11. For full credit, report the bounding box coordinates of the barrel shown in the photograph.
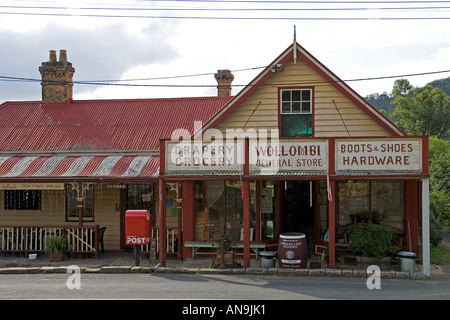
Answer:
[278,232,308,268]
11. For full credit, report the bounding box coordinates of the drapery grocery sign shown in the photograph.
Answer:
[165,141,244,173]
[336,138,422,172]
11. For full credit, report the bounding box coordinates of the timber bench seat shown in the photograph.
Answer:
[184,241,266,259]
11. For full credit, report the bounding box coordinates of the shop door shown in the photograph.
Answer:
[122,183,155,251]
[282,181,314,254]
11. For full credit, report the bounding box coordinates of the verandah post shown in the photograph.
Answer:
[422,178,430,277]
[328,181,336,268]
[243,138,251,268]
[327,138,336,268]
[77,182,84,259]
[159,139,167,266]
[159,178,166,267]
[243,179,250,268]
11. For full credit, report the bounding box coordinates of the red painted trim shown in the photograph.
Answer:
[404,181,419,254]
[158,178,166,266]
[159,139,166,176]
[244,139,249,175]
[255,180,261,242]
[328,180,336,268]
[243,179,251,268]
[328,138,335,175]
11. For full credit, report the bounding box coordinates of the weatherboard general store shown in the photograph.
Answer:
[0,42,430,275]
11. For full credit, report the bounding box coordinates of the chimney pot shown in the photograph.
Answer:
[59,50,67,62]
[49,50,57,62]
[214,70,234,96]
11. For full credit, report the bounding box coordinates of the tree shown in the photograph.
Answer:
[429,137,450,193]
[392,79,414,98]
[428,137,450,228]
[392,83,450,138]
[428,76,450,96]
[365,92,394,113]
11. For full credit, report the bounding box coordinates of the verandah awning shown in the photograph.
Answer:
[0,155,159,179]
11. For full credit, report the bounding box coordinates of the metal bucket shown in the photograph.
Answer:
[397,251,416,272]
[259,251,277,268]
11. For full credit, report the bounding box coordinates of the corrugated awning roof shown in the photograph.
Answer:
[0,155,159,179]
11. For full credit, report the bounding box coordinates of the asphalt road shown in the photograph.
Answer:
[1,272,449,300]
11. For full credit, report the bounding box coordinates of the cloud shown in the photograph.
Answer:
[0,20,180,102]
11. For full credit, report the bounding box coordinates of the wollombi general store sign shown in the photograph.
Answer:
[164,137,424,175]
[249,140,327,174]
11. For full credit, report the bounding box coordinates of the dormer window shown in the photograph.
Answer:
[280,88,313,137]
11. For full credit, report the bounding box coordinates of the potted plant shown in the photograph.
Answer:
[347,222,399,270]
[215,232,236,267]
[45,235,68,262]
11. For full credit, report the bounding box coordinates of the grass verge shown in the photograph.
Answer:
[431,247,450,265]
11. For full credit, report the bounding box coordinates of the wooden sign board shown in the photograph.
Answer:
[336,138,422,173]
[0,182,65,190]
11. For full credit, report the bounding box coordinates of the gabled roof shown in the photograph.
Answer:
[199,42,405,137]
[0,96,233,152]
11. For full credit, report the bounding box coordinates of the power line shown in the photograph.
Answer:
[86,66,266,83]
[138,0,450,3]
[2,68,450,87]
[1,2,450,20]
[1,11,450,20]
[2,4,450,11]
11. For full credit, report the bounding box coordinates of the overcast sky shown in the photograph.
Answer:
[1,0,450,104]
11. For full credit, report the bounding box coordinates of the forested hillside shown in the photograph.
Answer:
[365,76,450,112]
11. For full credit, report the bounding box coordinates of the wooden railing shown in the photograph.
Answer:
[140,227,179,255]
[0,225,179,259]
[0,225,100,258]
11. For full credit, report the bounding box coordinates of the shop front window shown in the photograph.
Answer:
[338,180,404,230]
[4,190,41,210]
[261,181,277,240]
[194,180,255,241]
[67,183,94,221]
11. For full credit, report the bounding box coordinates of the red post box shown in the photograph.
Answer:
[125,210,151,245]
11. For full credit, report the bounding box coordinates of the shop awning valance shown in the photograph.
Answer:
[0,155,159,179]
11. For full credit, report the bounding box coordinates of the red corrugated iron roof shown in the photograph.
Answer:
[0,155,159,179]
[0,96,233,152]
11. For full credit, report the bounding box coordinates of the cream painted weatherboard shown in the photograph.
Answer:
[216,59,391,138]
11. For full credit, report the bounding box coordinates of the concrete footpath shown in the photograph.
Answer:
[0,250,444,280]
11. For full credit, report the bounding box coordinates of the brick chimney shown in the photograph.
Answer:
[214,70,234,96]
[39,49,75,103]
